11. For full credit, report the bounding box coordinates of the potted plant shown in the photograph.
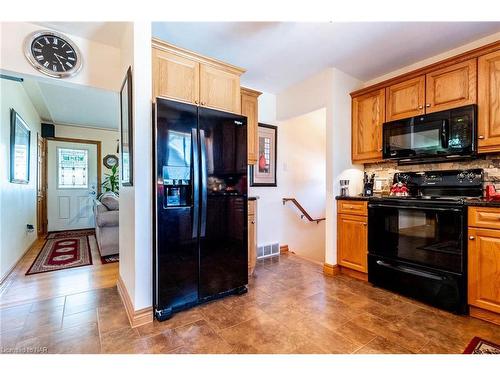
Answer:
[101,165,119,195]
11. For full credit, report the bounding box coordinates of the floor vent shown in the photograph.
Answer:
[257,242,280,259]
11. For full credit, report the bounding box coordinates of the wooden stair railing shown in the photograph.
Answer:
[282,198,326,224]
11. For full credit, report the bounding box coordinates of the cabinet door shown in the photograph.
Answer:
[352,89,385,163]
[199,64,241,114]
[468,228,500,313]
[152,48,199,104]
[337,214,368,273]
[425,59,477,113]
[386,76,425,121]
[478,50,500,154]
[241,89,260,165]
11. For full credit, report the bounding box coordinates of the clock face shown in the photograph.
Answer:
[25,31,82,78]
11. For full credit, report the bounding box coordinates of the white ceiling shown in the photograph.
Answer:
[22,78,119,130]
[32,22,129,48]
[152,22,500,93]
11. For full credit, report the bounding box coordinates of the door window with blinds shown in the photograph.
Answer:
[57,148,88,189]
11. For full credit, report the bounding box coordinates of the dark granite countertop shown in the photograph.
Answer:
[248,196,259,201]
[464,198,500,208]
[335,195,371,201]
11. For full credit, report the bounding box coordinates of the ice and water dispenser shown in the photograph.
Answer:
[163,165,191,208]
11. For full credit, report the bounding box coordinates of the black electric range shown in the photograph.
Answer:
[367,169,484,314]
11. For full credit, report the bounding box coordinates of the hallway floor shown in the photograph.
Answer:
[1,253,499,354]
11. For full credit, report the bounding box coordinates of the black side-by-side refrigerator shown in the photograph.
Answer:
[153,98,248,321]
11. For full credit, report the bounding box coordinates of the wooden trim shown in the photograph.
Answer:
[469,305,500,326]
[152,38,246,76]
[46,137,102,195]
[279,245,289,254]
[117,275,153,328]
[350,40,500,98]
[323,263,340,277]
[0,238,38,286]
[339,266,368,281]
[241,86,262,97]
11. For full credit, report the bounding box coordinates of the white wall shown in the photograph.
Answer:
[53,124,119,184]
[0,79,41,280]
[276,67,363,266]
[280,109,326,262]
[0,22,123,92]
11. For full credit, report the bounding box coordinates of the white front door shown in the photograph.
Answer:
[47,140,98,232]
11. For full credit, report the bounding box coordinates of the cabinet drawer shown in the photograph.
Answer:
[469,207,500,230]
[337,200,367,216]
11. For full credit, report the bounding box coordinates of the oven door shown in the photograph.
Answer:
[383,118,449,159]
[368,202,465,274]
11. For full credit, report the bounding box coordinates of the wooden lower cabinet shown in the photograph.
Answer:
[337,201,368,275]
[248,200,257,276]
[468,206,500,325]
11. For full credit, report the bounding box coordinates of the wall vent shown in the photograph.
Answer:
[257,242,280,259]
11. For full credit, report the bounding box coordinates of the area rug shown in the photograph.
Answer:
[101,254,119,264]
[463,337,500,354]
[26,230,94,275]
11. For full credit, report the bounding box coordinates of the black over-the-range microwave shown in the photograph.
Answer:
[382,105,477,164]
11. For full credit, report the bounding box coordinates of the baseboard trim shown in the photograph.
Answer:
[339,266,368,281]
[470,305,500,326]
[323,263,340,277]
[0,237,38,287]
[280,245,289,254]
[117,275,153,328]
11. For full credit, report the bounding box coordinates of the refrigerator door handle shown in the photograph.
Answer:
[191,128,200,239]
[200,129,208,237]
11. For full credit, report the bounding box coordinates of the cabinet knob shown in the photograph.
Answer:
[201,102,206,106]
[378,148,383,152]
[251,221,255,224]
[363,223,367,226]
[478,135,485,140]
[425,104,431,108]
[194,100,198,105]
[418,105,423,110]
[469,236,475,240]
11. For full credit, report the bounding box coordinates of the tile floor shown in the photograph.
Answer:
[1,253,499,354]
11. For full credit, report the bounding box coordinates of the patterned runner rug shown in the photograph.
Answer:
[26,229,95,275]
[463,336,500,354]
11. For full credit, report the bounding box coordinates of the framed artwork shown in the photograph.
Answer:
[10,109,31,184]
[250,123,277,187]
[120,66,133,186]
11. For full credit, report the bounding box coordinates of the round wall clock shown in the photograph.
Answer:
[103,154,119,169]
[24,30,83,78]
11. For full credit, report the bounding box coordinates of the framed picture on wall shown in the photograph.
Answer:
[10,108,31,184]
[250,123,277,187]
[120,66,133,186]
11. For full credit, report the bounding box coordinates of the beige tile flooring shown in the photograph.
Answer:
[1,253,499,354]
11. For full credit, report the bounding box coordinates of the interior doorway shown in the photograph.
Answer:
[36,134,48,236]
[46,137,101,232]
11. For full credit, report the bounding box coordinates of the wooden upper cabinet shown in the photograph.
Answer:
[425,59,477,113]
[386,76,425,121]
[199,64,241,114]
[152,40,245,113]
[352,89,385,163]
[152,48,199,104]
[241,87,261,165]
[468,227,500,314]
[478,50,500,153]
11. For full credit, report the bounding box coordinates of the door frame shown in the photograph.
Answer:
[37,134,48,237]
[44,137,102,232]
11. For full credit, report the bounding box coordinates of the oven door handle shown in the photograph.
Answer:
[369,204,462,212]
[376,260,445,281]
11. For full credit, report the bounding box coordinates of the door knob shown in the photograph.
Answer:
[469,236,475,240]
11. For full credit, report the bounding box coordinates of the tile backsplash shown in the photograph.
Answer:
[364,154,500,192]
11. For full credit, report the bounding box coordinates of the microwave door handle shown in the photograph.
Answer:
[441,120,449,149]
[369,204,462,212]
